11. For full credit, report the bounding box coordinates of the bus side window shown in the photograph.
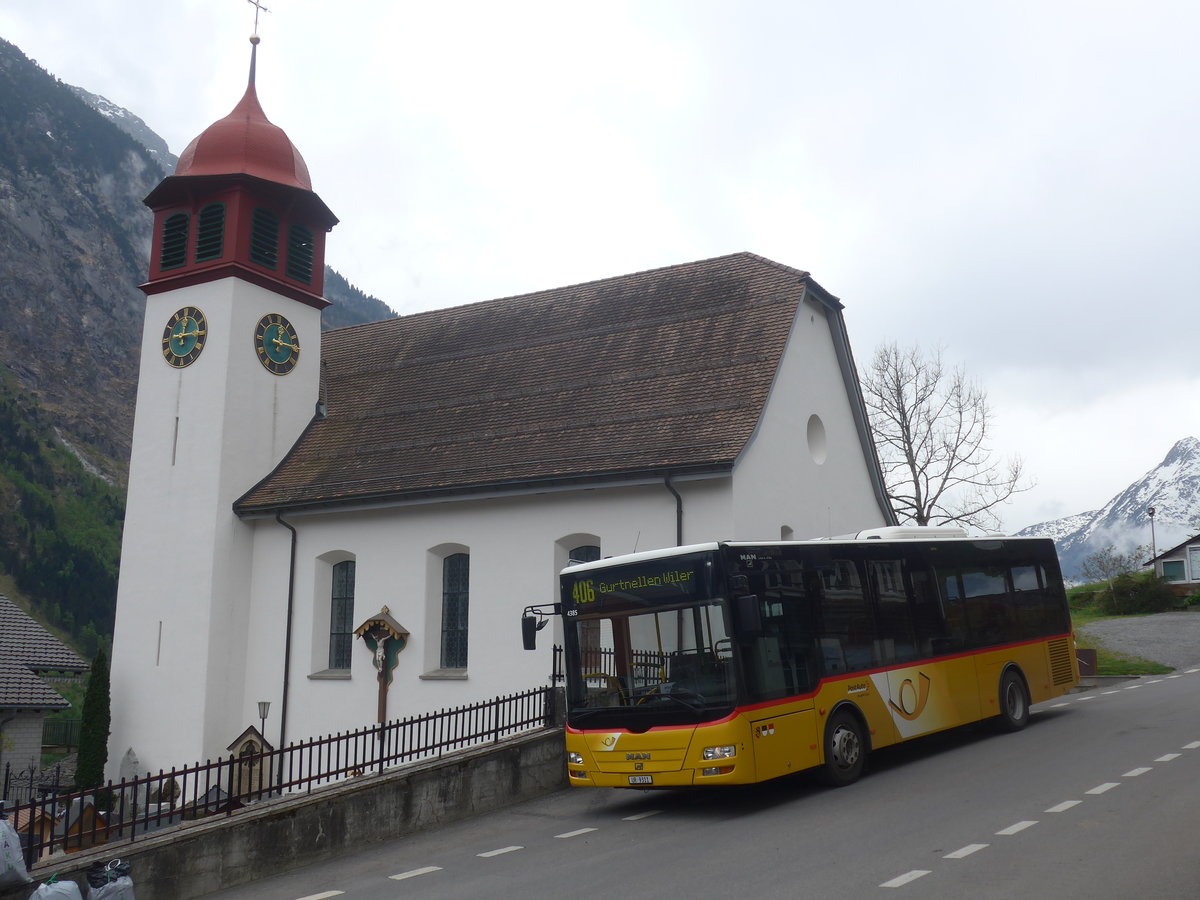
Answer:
[736,559,817,702]
[961,567,1017,645]
[917,566,968,654]
[819,560,876,673]
[869,559,915,664]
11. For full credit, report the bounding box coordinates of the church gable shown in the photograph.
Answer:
[237,252,840,513]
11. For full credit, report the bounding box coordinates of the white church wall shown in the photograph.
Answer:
[228,478,735,752]
[731,298,889,541]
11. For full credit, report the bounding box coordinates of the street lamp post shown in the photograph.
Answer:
[258,700,271,743]
[1148,506,1157,560]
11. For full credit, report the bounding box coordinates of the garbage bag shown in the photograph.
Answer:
[0,815,31,887]
[32,877,84,899]
[85,859,133,899]
[86,876,134,900]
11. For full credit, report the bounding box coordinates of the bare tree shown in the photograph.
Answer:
[1078,544,1149,592]
[861,342,1028,530]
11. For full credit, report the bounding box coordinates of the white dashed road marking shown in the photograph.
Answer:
[1124,767,1152,777]
[1185,741,1200,750]
[623,810,662,821]
[477,846,523,858]
[556,827,598,839]
[944,843,989,859]
[1086,783,1120,795]
[296,893,343,900]
[1046,800,1081,813]
[1156,753,1181,762]
[996,821,1038,835]
[389,867,442,881]
[880,870,931,888]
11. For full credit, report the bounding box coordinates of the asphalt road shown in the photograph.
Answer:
[204,664,1200,900]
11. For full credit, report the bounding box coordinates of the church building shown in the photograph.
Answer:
[106,41,895,777]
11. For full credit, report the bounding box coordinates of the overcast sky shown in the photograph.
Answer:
[2,0,1197,533]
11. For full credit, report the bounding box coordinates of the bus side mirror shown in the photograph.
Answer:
[522,615,542,650]
[734,594,762,636]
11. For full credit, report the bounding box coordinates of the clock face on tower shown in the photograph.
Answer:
[162,307,208,368]
[254,313,300,375]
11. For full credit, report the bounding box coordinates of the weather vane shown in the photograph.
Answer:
[247,0,270,35]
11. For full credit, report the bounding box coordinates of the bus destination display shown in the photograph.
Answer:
[565,553,713,614]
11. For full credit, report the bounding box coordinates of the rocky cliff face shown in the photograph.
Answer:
[1018,436,1200,579]
[0,37,395,484]
[0,37,161,482]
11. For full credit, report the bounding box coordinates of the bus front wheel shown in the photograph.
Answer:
[996,669,1030,732]
[820,709,866,787]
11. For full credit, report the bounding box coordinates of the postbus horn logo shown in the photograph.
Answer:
[888,672,932,721]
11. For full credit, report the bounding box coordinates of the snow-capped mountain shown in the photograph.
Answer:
[1018,436,1200,580]
[68,84,178,170]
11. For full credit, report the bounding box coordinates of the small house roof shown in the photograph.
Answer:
[0,657,71,710]
[0,595,86,710]
[1146,533,1200,565]
[0,595,87,673]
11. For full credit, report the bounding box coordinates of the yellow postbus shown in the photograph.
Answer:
[526,527,1078,788]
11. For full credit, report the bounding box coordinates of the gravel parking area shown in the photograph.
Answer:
[1076,611,1200,670]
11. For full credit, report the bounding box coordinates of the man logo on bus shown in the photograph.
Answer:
[888,672,932,721]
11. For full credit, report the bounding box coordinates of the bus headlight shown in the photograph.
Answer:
[568,752,584,765]
[702,745,736,761]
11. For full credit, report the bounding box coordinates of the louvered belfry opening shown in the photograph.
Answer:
[286,223,314,284]
[249,206,280,269]
[160,212,189,270]
[195,202,226,262]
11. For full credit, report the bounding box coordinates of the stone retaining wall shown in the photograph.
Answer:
[1,728,566,900]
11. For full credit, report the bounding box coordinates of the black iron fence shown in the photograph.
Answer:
[2,685,556,867]
[42,718,81,751]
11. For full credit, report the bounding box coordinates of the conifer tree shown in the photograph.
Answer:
[75,649,111,791]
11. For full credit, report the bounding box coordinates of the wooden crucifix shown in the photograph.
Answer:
[354,607,410,725]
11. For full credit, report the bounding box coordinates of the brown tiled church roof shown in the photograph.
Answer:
[236,252,844,514]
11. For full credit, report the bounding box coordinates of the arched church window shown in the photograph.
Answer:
[286,224,314,284]
[569,544,601,671]
[195,203,226,262]
[440,553,470,669]
[569,544,601,566]
[249,207,280,269]
[329,560,355,670]
[160,212,189,270]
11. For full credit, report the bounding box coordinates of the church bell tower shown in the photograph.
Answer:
[108,35,338,775]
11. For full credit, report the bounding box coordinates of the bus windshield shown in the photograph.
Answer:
[562,551,737,728]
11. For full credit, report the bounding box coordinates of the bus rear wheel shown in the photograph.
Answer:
[821,709,866,787]
[996,669,1030,732]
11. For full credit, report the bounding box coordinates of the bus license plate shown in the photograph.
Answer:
[628,775,653,785]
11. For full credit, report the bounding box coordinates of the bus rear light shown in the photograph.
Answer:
[703,745,736,760]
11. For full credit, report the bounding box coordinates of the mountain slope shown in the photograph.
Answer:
[0,36,396,650]
[1018,436,1200,579]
